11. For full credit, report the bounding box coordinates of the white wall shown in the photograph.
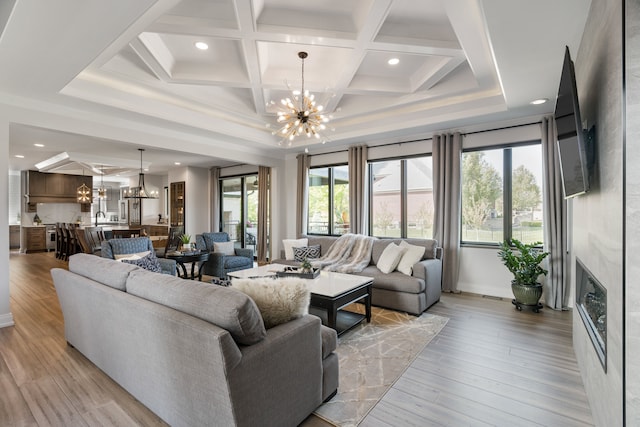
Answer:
[168,166,210,237]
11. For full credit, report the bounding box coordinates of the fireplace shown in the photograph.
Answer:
[575,258,607,371]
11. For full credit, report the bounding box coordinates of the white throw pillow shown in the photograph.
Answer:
[376,243,407,274]
[396,241,426,275]
[282,238,308,260]
[114,251,150,261]
[232,277,310,328]
[213,241,236,255]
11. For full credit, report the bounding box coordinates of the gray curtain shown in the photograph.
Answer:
[210,167,220,232]
[541,116,568,310]
[432,132,462,293]
[257,166,271,264]
[348,145,368,234]
[296,154,310,237]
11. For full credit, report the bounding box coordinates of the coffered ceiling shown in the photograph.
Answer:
[1,0,590,175]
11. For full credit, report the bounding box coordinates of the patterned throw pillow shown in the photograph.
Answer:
[122,252,163,273]
[293,245,321,262]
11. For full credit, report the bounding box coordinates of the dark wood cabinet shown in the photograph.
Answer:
[26,171,93,211]
[170,181,185,228]
[25,227,46,253]
[9,225,20,249]
[28,171,47,196]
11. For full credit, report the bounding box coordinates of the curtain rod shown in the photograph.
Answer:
[308,119,543,156]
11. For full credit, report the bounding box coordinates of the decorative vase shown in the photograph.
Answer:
[511,282,543,306]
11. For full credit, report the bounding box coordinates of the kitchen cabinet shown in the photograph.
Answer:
[170,181,185,228]
[9,225,20,249]
[26,171,93,212]
[25,226,46,253]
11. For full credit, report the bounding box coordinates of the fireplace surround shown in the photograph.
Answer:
[575,258,607,371]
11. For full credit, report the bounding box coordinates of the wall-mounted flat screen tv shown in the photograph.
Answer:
[554,46,590,199]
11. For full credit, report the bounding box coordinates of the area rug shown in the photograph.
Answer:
[313,306,449,427]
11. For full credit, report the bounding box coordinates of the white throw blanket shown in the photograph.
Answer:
[312,234,376,273]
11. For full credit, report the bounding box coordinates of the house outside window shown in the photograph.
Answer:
[307,165,349,235]
[369,156,434,238]
[461,143,544,245]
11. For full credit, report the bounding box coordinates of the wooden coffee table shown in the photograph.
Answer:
[166,251,209,280]
[228,264,372,336]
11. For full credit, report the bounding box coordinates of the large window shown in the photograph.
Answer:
[369,156,434,238]
[307,165,349,235]
[461,143,543,245]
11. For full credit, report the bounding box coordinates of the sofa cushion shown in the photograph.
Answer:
[283,238,308,260]
[122,252,163,273]
[202,232,230,251]
[224,255,253,269]
[396,241,426,275]
[293,245,321,262]
[371,238,438,265]
[68,253,138,291]
[358,266,425,294]
[214,241,235,255]
[232,277,310,328]
[376,242,406,274]
[306,236,341,256]
[114,250,150,260]
[126,269,266,345]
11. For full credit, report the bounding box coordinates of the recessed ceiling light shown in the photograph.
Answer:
[15,155,24,158]
[530,98,548,105]
[144,168,149,172]
[174,162,181,165]
[388,58,400,65]
[195,41,208,50]
[34,143,45,147]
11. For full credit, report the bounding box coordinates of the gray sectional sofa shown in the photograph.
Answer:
[52,253,338,427]
[274,235,443,315]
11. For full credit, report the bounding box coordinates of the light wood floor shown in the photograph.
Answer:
[1,251,593,426]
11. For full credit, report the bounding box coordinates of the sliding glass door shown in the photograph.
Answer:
[220,175,259,253]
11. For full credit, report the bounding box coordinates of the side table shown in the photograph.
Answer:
[166,252,210,280]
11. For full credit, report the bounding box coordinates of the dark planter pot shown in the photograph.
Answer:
[511,281,543,306]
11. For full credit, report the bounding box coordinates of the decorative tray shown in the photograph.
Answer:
[276,266,320,279]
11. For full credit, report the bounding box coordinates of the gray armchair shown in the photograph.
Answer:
[196,232,253,278]
[101,237,177,276]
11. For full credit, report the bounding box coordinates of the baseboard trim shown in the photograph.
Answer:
[0,313,15,328]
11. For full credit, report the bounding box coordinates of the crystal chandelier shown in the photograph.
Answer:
[271,52,330,147]
[124,149,158,199]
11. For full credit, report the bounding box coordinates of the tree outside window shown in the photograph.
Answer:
[461,144,543,245]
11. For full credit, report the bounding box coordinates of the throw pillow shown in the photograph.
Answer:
[293,245,321,262]
[376,242,407,274]
[396,241,426,275]
[213,241,235,256]
[283,238,308,260]
[122,252,163,273]
[232,277,310,328]
[114,251,151,261]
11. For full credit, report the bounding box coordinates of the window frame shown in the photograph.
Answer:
[367,154,433,239]
[460,140,543,248]
[306,163,349,236]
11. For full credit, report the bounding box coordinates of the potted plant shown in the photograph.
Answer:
[179,234,192,251]
[498,239,549,312]
[300,258,313,274]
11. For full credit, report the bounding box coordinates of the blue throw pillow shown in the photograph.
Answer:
[122,252,163,273]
